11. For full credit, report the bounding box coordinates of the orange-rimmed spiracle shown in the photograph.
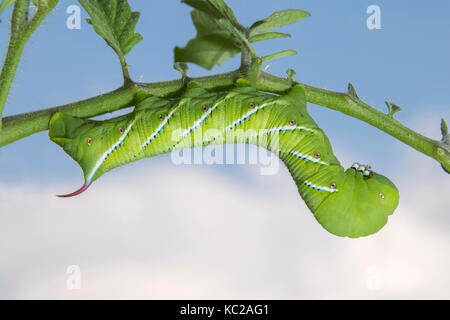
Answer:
[87,137,93,146]
[202,105,208,112]
[329,182,337,190]
[248,102,255,109]
[158,114,165,121]
[289,119,296,126]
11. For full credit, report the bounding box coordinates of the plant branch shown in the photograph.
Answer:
[10,0,29,34]
[0,0,57,130]
[0,84,139,147]
[239,46,252,71]
[0,66,448,173]
[256,71,450,173]
[119,56,131,84]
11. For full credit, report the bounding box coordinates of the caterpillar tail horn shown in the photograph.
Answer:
[57,182,92,198]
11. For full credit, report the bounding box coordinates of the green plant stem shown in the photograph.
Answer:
[0,0,30,130]
[118,56,132,85]
[257,71,450,172]
[0,84,139,146]
[0,0,58,131]
[0,67,449,173]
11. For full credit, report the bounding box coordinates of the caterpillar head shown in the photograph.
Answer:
[49,112,130,197]
[313,165,399,238]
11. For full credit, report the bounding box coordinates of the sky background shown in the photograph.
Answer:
[0,0,449,299]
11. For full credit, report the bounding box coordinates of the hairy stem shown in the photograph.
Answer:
[256,71,450,172]
[0,0,30,130]
[118,55,131,85]
[0,84,139,146]
[0,66,448,173]
[0,0,58,131]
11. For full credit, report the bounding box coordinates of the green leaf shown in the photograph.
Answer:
[175,34,240,70]
[215,18,255,55]
[174,9,246,70]
[189,8,251,54]
[0,0,15,22]
[79,0,143,59]
[249,32,291,43]
[250,9,310,36]
[261,49,297,62]
[190,8,248,47]
[190,9,230,38]
[181,0,242,30]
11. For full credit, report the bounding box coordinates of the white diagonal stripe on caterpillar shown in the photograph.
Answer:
[176,102,220,142]
[290,150,330,166]
[225,103,268,132]
[303,180,338,193]
[141,106,179,149]
[87,119,136,182]
[260,125,315,135]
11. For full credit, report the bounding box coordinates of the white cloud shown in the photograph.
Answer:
[0,148,448,299]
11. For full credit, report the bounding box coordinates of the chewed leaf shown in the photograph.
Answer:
[79,0,143,59]
[249,9,310,37]
[190,9,231,38]
[176,0,257,70]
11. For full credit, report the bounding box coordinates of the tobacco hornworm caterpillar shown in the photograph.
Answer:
[49,80,399,238]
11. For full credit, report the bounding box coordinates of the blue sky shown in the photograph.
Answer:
[0,1,449,299]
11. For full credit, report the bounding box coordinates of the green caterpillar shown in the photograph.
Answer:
[49,80,399,238]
